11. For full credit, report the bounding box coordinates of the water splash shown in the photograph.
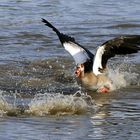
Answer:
[0,61,138,117]
[108,62,139,90]
[0,91,14,117]
[27,91,95,116]
[0,89,96,117]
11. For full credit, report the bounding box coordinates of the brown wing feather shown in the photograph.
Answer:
[101,35,140,68]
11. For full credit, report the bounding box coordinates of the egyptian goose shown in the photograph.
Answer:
[42,18,140,93]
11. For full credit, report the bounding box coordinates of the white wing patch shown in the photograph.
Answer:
[63,42,90,64]
[93,45,105,75]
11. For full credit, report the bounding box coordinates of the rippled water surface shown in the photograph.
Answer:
[0,0,140,139]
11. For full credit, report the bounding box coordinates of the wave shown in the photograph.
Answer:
[107,23,140,29]
[0,92,15,117]
[27,91,95,116]
[0,91,96,117]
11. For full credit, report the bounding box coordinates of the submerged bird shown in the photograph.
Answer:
[42,18,140,93]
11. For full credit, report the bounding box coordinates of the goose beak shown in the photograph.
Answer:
[75,64,84,77]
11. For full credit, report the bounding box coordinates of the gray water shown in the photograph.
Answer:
[0,0,140,139]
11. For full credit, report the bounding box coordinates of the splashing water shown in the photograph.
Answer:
[108,62,139,91]
[27,91,95,116]
[0,90,96,117]
[0,61,138,117]
[0,91,14,117]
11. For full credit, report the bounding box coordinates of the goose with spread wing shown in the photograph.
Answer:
[42,18,140,93]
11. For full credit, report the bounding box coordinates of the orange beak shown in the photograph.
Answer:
[75,67,81,77]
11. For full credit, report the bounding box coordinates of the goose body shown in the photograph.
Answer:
[42,19,140,93]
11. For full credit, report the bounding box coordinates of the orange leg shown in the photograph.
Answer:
[98,86,110,93]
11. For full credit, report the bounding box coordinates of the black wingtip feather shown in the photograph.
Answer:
[42,18,76,44]
[41,18,60,35]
